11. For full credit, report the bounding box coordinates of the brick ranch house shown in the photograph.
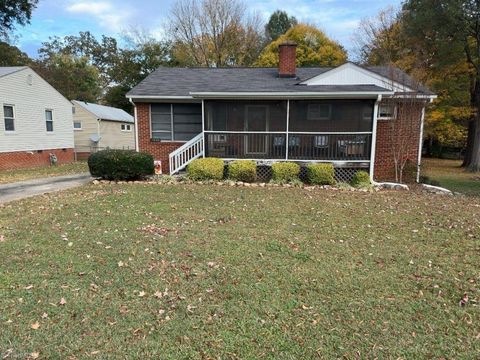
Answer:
[0,67,74,170]
[127,42,436,182]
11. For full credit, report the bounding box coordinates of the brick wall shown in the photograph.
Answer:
[136,103,185,174]
[0,148,75,171]
[374,103,423,182]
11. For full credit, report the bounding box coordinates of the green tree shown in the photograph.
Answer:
[34,54,101,102]
[0,0,38,39]
[0,41,31,65]
[354,6,472,158]
[265,10,297,42]
[403,0,480,171]
[256,24,347,67]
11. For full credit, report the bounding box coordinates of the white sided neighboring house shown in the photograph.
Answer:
[71,100,135,159]
[0,66,74,170]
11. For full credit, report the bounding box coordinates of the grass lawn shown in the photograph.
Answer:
[0,162,88,184]
[0,184,479,358]
[422,158,480,196]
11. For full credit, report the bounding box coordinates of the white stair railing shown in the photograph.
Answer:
[169,133,204,174]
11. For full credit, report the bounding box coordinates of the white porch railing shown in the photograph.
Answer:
[169,133,204,174]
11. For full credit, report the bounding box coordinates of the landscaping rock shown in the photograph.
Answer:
[379,182,409,191]
[421,183,453,195]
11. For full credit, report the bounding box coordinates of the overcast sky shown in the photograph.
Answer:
[13,0,402,58]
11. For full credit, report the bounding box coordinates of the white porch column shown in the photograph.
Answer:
[285,99,290,160]
[369,95,382,181]
[416,104,426,182]
[201,99,205,158]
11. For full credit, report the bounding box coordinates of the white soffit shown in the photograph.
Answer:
[301,63,414,93]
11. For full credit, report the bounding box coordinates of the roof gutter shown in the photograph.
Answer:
[189,91,394,99]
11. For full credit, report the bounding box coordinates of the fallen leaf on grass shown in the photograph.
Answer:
[118,261,125,267]
[154,291,163,299]
[24,285,34,290]
[30,352,40,359]
[0,235,5,242]
[31,322,40,330]
[59,297,66,305]
[41,312,48,319]
[138,291,146,297]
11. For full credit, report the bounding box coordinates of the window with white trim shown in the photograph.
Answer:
[378,103,396,120]
[3,105,15,131]
[73,121,82,130]
[45,109,53,132]
[151,103,202,141]
[121,124,132,132]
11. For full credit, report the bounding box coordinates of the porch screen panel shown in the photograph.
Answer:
[205,100,287,131]
[289,100,374,132]
[173,104,202,141]
[151,104,172,140]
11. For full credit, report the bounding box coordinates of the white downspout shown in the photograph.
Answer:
[416,103,427,182]
[369,94,381,182]
[129,97,139,152]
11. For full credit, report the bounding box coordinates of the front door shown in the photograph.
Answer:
[245,105,268,155]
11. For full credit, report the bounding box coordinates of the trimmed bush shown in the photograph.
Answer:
[228,160,257,182]
[351,170,371,187]
[187,157,224,180]
[306,163,335,185]
[271,162,300,182]
[88,149,154,181]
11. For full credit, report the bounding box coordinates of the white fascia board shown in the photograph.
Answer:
[189,91,394,99]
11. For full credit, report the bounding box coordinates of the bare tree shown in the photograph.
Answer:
[353,6,400,65]
[168,0,264,67]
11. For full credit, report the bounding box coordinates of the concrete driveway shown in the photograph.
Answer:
[0,173,92,204]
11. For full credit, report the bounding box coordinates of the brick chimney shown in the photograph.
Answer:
[278,41,297,78]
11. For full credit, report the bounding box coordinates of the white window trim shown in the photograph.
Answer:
[73,121,82,131]
[45,109,54,133]
[307,103,332,121]
[377,103,397,120]
[3,104,16,133]
[121,124,132,132]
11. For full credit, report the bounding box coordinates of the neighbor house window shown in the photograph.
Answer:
[307,104,331,120]
[73,121,82,130]
[378,103,396,120]
[3,105,15,131]
[45,109,53,132]
[121,124,132,131]
[151,103,201,141]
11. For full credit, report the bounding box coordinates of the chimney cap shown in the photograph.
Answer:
[279,40,297,47]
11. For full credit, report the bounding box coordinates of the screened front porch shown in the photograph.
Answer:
[204,100,374,162]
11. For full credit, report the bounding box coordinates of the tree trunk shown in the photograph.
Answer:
[462,120,475,167]
[467,78,480,172]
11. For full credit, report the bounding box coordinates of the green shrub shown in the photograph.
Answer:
[88,149,154,181]
[271,162,300,182]
[351,170,371,187]
[306,163,335,185]
[228,160,257,182]
[187,157,224,181]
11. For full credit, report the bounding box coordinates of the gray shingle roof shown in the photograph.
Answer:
[127,64,433,97]
[0,66,27,78]
[73,100,134,123]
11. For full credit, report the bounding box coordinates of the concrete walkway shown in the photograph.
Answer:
[0,173,92,204]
